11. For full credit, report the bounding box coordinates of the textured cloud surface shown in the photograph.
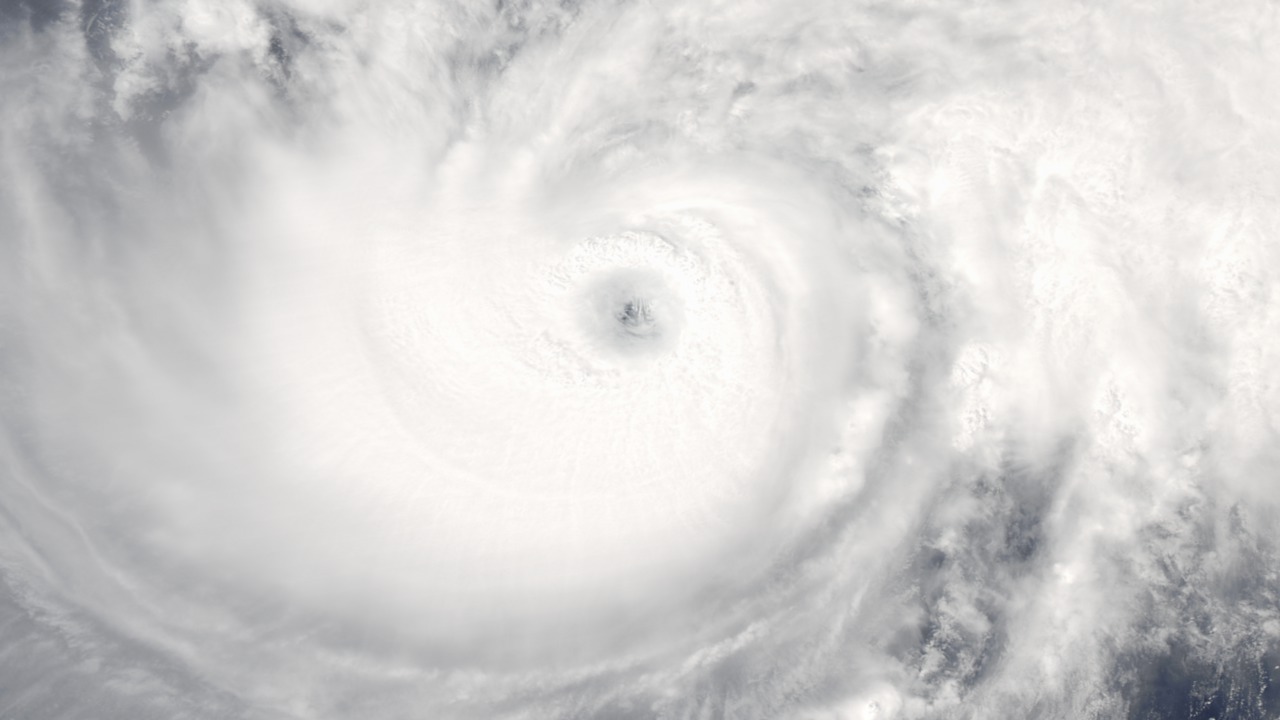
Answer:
[2,0,1280,718]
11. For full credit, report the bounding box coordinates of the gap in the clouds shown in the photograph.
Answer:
[80,0,123,63]
[260,7,321,92]
[899,442,1074,699]
[1117,638,1280,720]
[1112,502,1280,720]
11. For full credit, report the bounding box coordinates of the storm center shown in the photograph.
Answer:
[581,268,683,357]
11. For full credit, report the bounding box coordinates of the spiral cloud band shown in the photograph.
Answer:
[2,0,1279,718]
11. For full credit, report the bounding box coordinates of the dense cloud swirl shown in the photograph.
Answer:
[2,0,1280,718]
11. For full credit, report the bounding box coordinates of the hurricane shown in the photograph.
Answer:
[2,0,1279,718]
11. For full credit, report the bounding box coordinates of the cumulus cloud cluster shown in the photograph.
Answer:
[2,0,1279,718]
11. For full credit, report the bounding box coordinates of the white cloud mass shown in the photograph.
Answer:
[2,0,1279,718]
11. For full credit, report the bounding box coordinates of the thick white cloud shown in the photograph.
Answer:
[1,0,1278,718]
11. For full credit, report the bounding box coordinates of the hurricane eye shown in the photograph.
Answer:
[617,299,653,329]
[581,268,683,358]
